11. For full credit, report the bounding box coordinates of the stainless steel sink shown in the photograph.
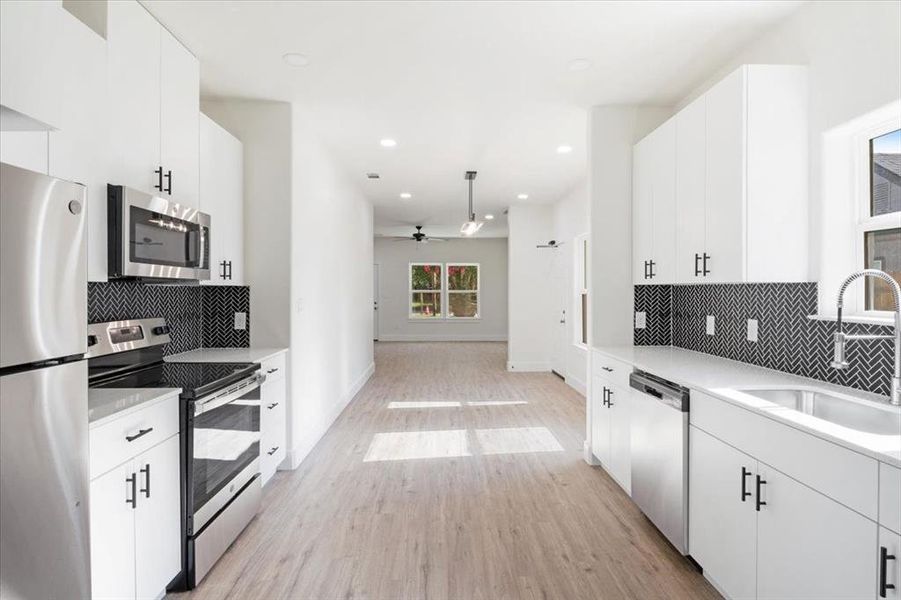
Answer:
[736,388,901,436]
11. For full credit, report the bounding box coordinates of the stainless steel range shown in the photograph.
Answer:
[87,318,265,589]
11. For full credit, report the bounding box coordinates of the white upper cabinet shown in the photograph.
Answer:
[107,0,161,197]
[108,0,199,208]
[637,64,808,285]
[160,28,199,208]
[632,118,676,285]
[199,113,245,285]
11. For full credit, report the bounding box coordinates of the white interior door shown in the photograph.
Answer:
[551,249,567,377]
[373,264,380,341]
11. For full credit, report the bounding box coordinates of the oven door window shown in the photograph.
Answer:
[129,205,201,268]
[192,393,260,516]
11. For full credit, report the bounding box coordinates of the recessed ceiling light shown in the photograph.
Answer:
[517,193,529,200]
[366,173,380,179]
[567,58,592,72]
[399,192,412,199]
[485,214,495,220]
[282,53,310,67]
[556,145,573,154]
[380,138,397,148]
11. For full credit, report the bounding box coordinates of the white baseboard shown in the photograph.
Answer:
[284,361,376,470]
[378,334,507,342]
[506,361,550,372]
[566,375,587,397]
[583,440,600,465]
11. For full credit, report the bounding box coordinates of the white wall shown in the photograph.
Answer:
[374,237,508,341]
[550,180,589,394]
[290,106,374,468]
[677,0,901,316]
[507,203,554,371]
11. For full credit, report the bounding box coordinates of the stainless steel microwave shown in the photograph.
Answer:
[108,185,210,281]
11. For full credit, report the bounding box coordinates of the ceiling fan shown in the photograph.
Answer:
[391,225,446,243]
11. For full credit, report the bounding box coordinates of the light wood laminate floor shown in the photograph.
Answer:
[178,342,719,600]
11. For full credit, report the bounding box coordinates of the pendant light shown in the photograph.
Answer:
[460,170,483,236]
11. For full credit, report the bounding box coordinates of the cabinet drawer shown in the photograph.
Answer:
[260,353,286,383]
[690,390,878,519]
[592,352,631,390]
[881,463,901,535]
[90,395,179,479]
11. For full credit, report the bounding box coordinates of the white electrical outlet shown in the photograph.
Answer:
[635,311,647,329]
[234,312,247,330]
[747,319,759,343]
[706,315,716,336]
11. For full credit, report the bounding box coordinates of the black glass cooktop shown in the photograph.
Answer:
[91,361,259,400]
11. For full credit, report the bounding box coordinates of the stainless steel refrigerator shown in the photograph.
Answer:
[0,162,91,598]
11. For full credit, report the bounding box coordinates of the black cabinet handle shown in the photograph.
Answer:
[643,260,649,280]
[153,166,163,192]
[694,253,701,276]
[741,467,752,502]
[139,463,150,498]
[601,387,608,407]
[125,427,153,442]
[267,367,279,374]
[882,546,897,598]
[267,446,280,456]
[126,473,137,509]
[702,253,711,276]
[607,388,614,407]
[601,366,613,373]
[648,260,656,279]
[267,402,279,410]
[755,474,767,511]
[164,170,172,195]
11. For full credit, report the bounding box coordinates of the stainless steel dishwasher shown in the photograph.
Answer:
[629,369,690,555]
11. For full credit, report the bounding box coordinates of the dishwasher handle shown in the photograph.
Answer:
[629,370,690,412]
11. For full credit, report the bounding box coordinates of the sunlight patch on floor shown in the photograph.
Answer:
[474,426,564,455]
[387,401,462,409]
[363,429,470,462]
[466,400,528,406]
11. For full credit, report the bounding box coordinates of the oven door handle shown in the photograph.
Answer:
[195,373,266,414]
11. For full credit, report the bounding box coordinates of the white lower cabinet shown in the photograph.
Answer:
[689,426,757,600]
[690,424,878,600]
[880,527,901,600]
[591,375,630,494]
[90,403,181,600]
[261,375,287,484]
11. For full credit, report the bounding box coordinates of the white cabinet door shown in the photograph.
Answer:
[704,66,746,283]
[632,136,654,285]
[756,464,877,600]
[261,376,287,484]
[133,435,181,600]
[591,376,612,466]
[688,426,757,600]
[607,383,631,494]
[199,113,245,285]
[675,94,707,284]
[879,526,901,600]
[650,119,676,285]
[90,462,136,600]
[160,28,199,209]
[107,0,160,195]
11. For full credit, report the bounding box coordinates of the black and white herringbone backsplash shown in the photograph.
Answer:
[88,282,250,355]
[635,282,894,397]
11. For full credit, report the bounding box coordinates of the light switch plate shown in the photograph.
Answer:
[635,311,647,329]
[234,312,247,330]
[706,315,716,336]
[747,319,759,343]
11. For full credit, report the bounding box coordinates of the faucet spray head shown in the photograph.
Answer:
[830,332,850,370]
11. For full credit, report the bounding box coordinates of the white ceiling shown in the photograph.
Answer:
[143,0,803,237]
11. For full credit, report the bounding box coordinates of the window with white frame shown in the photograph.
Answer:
[858,127,901,314]
[409,263,443,318]
[447,263,480,318]
[574,234,589,346]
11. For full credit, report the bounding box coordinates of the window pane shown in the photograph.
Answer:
[411,264,442,290]
[448,264,478,291]
[411,292,442,317]
[871,129,901,216]
[581,292,588,344]
[448,292,478,318]
[865,228,901,311]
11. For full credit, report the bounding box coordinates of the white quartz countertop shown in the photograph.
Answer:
[88,387,181,428]
[165,347,287,364]
[593,345,901,467]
